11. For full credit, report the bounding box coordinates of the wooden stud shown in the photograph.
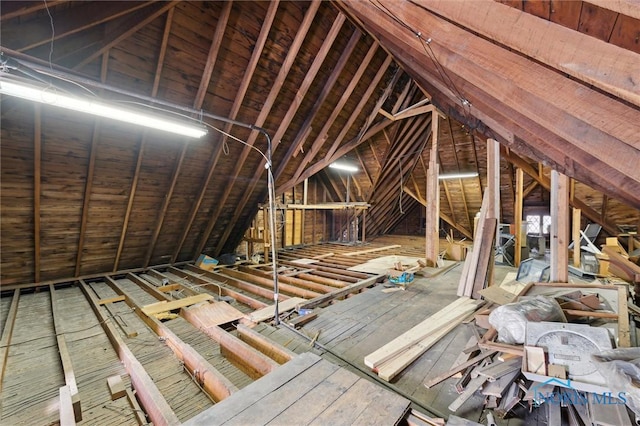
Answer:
[59,386,76,426]
[425,113,440,267]
[550,170,569,282]
[34,105,41,283]
[573,208,582,267]
[113,138,146,272]
[514,167,524,266]
[144,144,187,267]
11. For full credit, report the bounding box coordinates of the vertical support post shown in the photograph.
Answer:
[425,112,440,267]
[573,208,582,268]
[550,170,569,282]
[34,105,42,283]
[486,139,500,221]
[514,167,524,267]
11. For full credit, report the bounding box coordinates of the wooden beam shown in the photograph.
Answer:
[0,0,67,22]
[79,280,180,425]
[34,105,41,283]
[291,41,379,185]
[502,148,626,237]
[425,113,440,266]
[573,208,582,268]
[104,277,239,402]
[550,170,570,282]
[298,274,383,310]
[514,167,523,266]
[50,285,81,421]
[403,185,472,239]
[325,55,394,160]
[171,1,279,263]
[73,2,178,69]
[114,139,145,272]
[274,28,361,181]
[198,0,322,257]
[144,144,187,267]
[486,139,500,221]
[235,324,296,364]
[0,290,20,394]
[6,2,153,52]
[180,310,279,380]
[193,0,233,110]
[419,0,640,106]
[339,0,640,209]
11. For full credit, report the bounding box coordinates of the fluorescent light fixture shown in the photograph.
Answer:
[438,172,479,180]
[0,80,207,138]
[329,162,358,172]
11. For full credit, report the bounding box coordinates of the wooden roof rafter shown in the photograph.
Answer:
[145,1,233,266]
[170,0,280,263]
[201,0,323,256]
[6,2,155,53]
[338,0,640,208]
[289,41,380,185]
[74,53,108,277]
[219,11,352,250]
[273,28,362,181]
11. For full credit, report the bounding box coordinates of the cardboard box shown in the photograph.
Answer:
[196,254,218,272]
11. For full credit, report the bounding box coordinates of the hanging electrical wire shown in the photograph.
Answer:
[368,0,473,123]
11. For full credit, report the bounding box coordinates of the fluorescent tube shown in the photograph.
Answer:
[329,162,358,172]
[438,172,479,180]
[0,80,207,138]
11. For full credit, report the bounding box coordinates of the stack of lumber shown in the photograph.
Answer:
[457,195,497,299]
[364,297,483,381]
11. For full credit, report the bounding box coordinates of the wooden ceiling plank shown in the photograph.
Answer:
[549,0,583,29]
[291,41,379,184]
[274,29,361,181]
[34,105,42,284]
[6,2,155,52]
[420,0,639,107]
[193,1,233,110]
[202,0,323,256]
[585,0,640,20]
[354,149,373,186]
[72,1,178,70]
[143,144,187,267]
[171,0,280,263]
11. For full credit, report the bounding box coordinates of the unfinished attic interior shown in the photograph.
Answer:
[1,0,640,424]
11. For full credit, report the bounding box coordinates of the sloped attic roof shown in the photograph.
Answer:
[1,0,639,285]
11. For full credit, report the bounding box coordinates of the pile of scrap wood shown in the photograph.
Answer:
[364,297,484,381]
[421,282,635,423]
